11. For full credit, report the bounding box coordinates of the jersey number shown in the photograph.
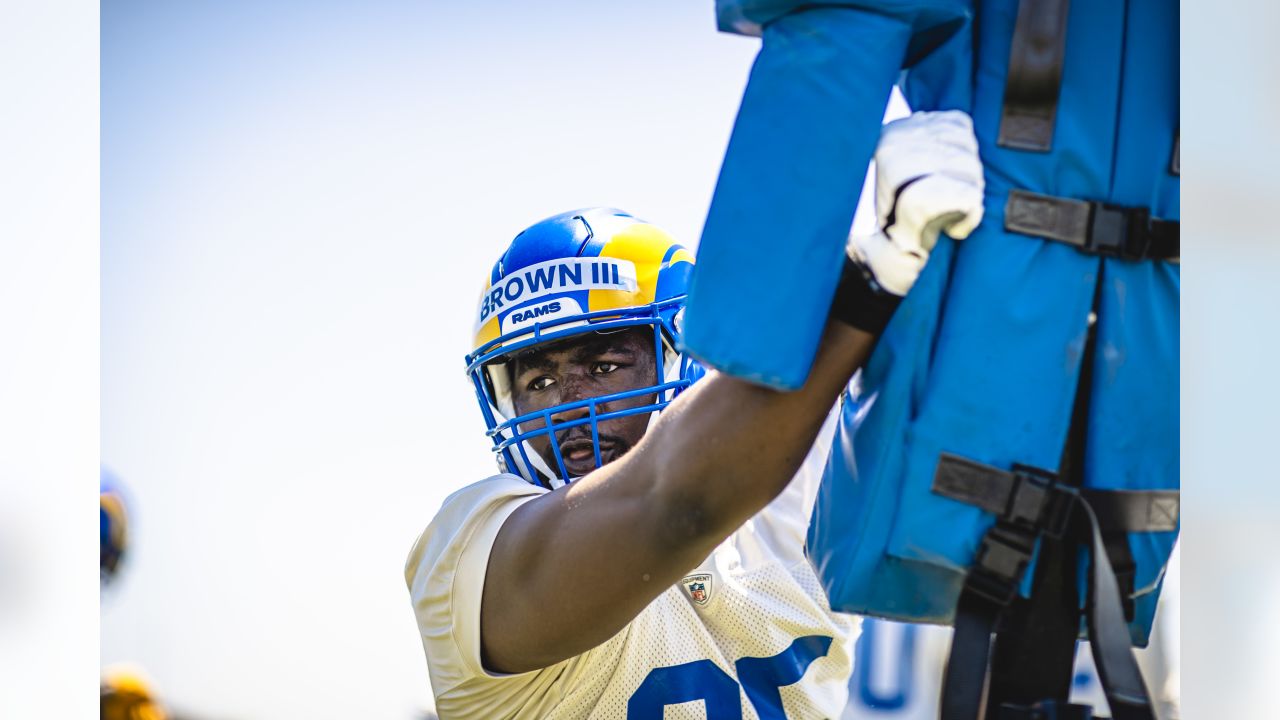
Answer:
[626,635,833,719]
[852,619,917,711]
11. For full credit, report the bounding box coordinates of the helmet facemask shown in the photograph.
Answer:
[469,301,692,489]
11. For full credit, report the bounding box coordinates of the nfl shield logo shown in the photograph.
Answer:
[690,583,706,602]
[681,573,713,607]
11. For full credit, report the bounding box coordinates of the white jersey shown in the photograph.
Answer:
[406,414,857,719]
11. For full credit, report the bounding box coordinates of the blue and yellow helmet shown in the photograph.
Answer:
[466,208,700,488]
[101,664,168,720]
[101,466,129,585]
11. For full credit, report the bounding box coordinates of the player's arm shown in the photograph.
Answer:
[481,111,985,674]
[482,322,871,674]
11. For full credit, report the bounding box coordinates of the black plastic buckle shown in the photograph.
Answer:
[1086,203,1127,257]
[1006,465,1076,539]
[1088,202,1152,260]
[968,525,1037,606]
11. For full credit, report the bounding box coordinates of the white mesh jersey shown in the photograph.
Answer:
[406,414,857,719]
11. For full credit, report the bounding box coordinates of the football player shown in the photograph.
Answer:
[101,466,130,586]
[405,110,985,718]
[101,665,170,720]
[101,473,171,720]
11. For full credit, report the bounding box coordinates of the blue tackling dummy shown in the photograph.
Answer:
[684,1,1178,718]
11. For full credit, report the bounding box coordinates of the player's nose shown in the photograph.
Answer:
[547,375,594,425]
[548,398,591,428]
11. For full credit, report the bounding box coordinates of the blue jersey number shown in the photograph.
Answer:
[852,619,917,711]
[627,660,743,720]
[627,635,834,719]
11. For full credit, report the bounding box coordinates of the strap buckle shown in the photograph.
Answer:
[968,525,1037,606]
[1004,188,1177,261]
[1087,203,1152,260]
[1006,465,1077,539]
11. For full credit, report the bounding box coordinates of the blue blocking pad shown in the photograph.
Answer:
[805,0,1180,646]
[682,7,913,391]
[807,226,1179,645]
[687,0,1179,648]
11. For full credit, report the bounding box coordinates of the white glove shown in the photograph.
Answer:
[848,110,985,296]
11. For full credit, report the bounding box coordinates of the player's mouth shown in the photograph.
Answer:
[558,438,616,477]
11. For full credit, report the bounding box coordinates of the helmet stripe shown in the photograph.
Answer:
[588,222,673,313]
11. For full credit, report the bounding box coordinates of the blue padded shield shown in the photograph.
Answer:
[683,2,970,390]
[805,0,1179,645]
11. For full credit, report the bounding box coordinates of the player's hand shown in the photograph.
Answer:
[848,110,985,297]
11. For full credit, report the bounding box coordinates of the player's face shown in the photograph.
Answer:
[509,327,658,479]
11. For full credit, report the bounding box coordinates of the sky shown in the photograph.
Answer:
[99,2,904,717]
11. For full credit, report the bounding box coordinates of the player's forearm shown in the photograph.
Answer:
[642,321,873,553]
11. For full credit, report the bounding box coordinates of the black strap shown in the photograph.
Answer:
[1170,130,1180,176]
[1077,501,1155,720]
[1081,489,1179,534]
[933,456,1177,538]
[988,533,1083,716]
[934,456,1076,537]
[1004,189,1180,261]
[943,591,1000,718]
[1102,531,1138,622]
[1086,486,1180,622]
[938,460,1072,720]
[934,455,1167,720]
[998,0,1071,151]
[942,526,1037,720]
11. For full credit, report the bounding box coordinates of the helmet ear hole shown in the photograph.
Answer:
[485,361,515,419]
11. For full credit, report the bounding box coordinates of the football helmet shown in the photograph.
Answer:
[101,664,168,720]
[101,466,129,585]
[466,208,700,488]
